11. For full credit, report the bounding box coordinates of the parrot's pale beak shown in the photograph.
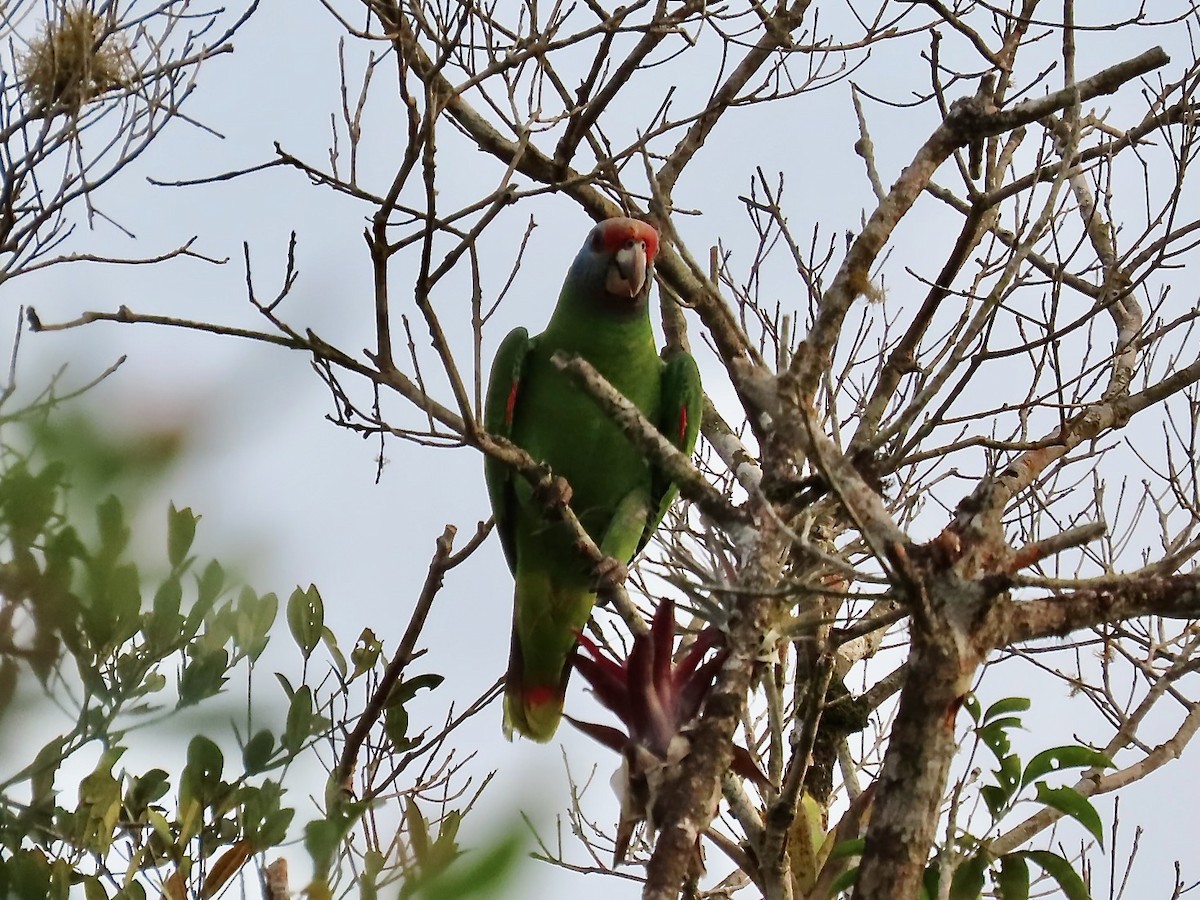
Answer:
[608,240,648,298]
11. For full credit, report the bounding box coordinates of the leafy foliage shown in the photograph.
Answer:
[0,403,512,898]
[828,695,1114,899]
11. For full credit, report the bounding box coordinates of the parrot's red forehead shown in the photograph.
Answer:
[594,218,659,262]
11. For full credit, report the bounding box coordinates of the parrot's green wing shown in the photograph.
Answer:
[640,349,703,554]
[483,327,532,574]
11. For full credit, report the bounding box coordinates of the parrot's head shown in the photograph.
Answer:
[566,217,660,312]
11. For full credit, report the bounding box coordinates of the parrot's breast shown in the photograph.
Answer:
[511,329,662,554]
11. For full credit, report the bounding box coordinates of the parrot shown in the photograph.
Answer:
[483,217,703,742]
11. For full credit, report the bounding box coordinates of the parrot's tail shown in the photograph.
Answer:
[502,626,572,742]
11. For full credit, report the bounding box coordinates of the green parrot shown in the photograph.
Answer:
[484,217,703,742]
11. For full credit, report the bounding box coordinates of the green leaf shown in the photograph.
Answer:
[361,849,386,900]
[180,735,225,809]
[96,495,131,559]
[2,461,64,546]
[261,807,296,847]
[412,828,523,900]
[1018,850,1090,900]
[390,673,444,705]
[950,853,987,900]
[1021,746,1114,789]
[982,696,1030,724]
[385,674,443,750]
[195,559,226,610]
[978,719,1021,764]
[177,647,229,707]
[126,768,171,814]
[78,749,125,854]
[351,629,383,680]
[148,576,183,647]
[235,588,277,662]
[1,849,57,900]
[828,837,866,860]
[406,798,432,868]
[304,803,366,879]
[981,784,1011,819]
[83,875,109,900]
[283,685,314,752]
[0,659,18,722]
[995,853,1030,900]
[29,736,67,810]
[243,729,276,774]
[1032,784,1105,846]
[167,504,198,569]
[963,693,982,723]
[287,585,324,658]
[322,627,346,679]
[920,860,940,900]
[828,866,859,895]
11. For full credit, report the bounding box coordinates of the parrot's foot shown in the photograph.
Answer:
[533,474,573,510]
[594,555,629,590]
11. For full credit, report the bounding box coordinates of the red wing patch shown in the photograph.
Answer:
[506,380,520,427]
[678,405,689,445]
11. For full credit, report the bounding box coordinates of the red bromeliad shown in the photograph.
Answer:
[568,598,768,864]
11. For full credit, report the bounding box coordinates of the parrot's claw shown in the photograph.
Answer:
[594,555,629,590]
[534,474,573,510]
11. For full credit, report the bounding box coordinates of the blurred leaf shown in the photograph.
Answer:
[96,495,130,559]
[787,790,828,893]
[200,839,252,899]
[321,627,346,679]
[148,576,183,648]
[1032,784,1105,846]
[982,697,1030,724]
[385,674,442,751]
[0,848,66,900]
[180,736,224,809]
[0,658,17,720]
[410,824,521,900]
[351,629,383,680]
[177,647,229,707]
[167,504,198,570]
[0,461,64,546]
[981,784,1010,819]
[949,852,986,900]
[283,685,313,752]
[78,748,124,854]
[195,559,226,612]
[829,866,859,895]
[305,802,365,880]
[125,768,171,816]
[1021,746,1113,789]
[287,585,323,659]
[963,693,982,723]
[235,588,276,662]
[978,719,1021,765]
[995,853,1030,900]
[83,875,109,900]
[29,736,67,810]
[828,837,866,860]
[1018,851,1090,900]
[243,729,276,775]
